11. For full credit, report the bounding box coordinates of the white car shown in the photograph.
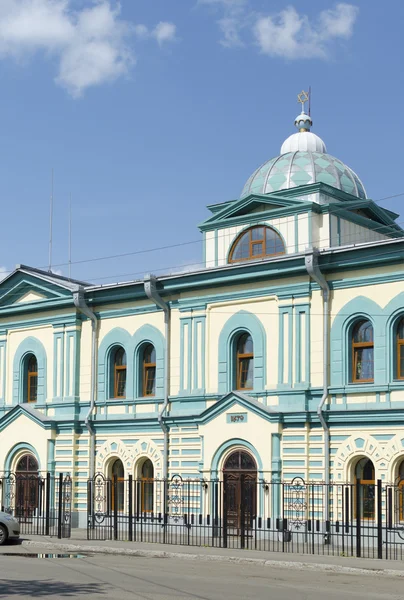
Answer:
[0,512,20,545]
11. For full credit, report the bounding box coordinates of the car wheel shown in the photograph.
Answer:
[0,525,8,546]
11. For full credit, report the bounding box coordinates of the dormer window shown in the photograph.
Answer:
[229,226,285,263]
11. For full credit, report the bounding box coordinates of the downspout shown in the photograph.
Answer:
[73,287,98,480]
[144,275,170,482]
[305,249,331,527]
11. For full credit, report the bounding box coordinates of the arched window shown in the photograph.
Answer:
[236,333,254,390]
[351,320,374,383]
[112,347,126,398]
[229,226,285,263]
[111,459,125,512]
[141,459,154,513]
[143,344,156,397]
[397,318,404,379]
[355,458,375,519]
[26,355,38,403]
[398,461,404,521]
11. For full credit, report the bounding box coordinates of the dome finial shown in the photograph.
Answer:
[295,89,312,132]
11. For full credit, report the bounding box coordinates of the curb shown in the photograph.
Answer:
[22,539,404,578]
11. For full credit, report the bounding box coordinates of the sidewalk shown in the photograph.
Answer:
[17,529,404,577]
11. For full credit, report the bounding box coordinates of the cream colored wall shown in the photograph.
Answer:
[205,214,303,268]
[339,219,388,246]
[0,414,51,471]
[6,325,54,404]
[206,296,279,392]
[200,401,278,475]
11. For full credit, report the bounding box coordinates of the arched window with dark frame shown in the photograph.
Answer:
[236,333,254,390]
[112,347,126,398]
[140,459,154,513]
[25,354,38,403]
[351,320,374,383]
[229,226,285,263]
[396,318,404,379]
[143,344,156,397]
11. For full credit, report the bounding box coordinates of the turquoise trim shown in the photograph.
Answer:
[47,439,55,472]
[278,307,292,387]
[294,304,310,385]
[98,328,132,401]
[12,336,47,404]
[53,329,65,399]
[4,442,41,473]
[65,329,80,399]
[180,318,192,394]
[133,324,165,399]
[210,438,263,477]
[271,433,281,516]
[331,293,404,388]
[193,316,206,394]
[218,311,266,393]
[98,325,164,402]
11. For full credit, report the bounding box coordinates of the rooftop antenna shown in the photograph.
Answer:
[308,86,311,116]
[68,194,72,280]
[48,168,54,273]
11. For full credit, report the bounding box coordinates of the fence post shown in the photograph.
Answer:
[223,479,228,549]
[45,473,51,536]
[377,479,382,560]
[128,475,133,542]
[113,474,118,541]
[355,480,361,558]
[57,472,63,539]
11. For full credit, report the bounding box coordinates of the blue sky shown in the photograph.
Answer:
[0,0,402,284]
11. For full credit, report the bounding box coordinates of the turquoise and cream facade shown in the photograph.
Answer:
[1,106,404,527]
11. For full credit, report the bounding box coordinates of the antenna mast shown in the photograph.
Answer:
[48,168,54,273]
[308,86,311,116]
[68,195,72,280]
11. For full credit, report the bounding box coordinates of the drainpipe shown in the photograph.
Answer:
[73,287,98,480]
[305,249,331,527]
[144,275,170,483]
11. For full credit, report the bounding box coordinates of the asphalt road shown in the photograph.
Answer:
[0,546,402,599]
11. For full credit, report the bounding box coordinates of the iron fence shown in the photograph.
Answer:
[87,474,404,560]
[0,472,72,538]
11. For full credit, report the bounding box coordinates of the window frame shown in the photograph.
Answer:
[229,226,285,264]
[351,320,374,384]
[142,344,156,397]
[396,318,404,380]
[112,347,127,399]
[26,355,38,403]
[236,333,254,391]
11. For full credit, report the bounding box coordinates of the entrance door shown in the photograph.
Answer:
[15,454,39,519]
[223,450,257,534]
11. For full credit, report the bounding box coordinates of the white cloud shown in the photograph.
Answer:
[200,1,358,57]
[0,1,177,97]
[152,22,176,45]
[254,4,359,59]
[198,0,247,47]
[134,21,177,46]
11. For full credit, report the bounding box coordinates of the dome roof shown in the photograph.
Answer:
[241,151,367,199]
[241,96,367,200]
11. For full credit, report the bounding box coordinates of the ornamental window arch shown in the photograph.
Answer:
[228,225,285,264]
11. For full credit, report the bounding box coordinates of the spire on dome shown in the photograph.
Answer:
[295,89,312,132]
[280,90,326,153]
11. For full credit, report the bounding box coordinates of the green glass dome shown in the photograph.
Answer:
[241,151,367,199]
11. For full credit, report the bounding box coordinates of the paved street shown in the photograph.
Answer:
[0,545,402,600]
